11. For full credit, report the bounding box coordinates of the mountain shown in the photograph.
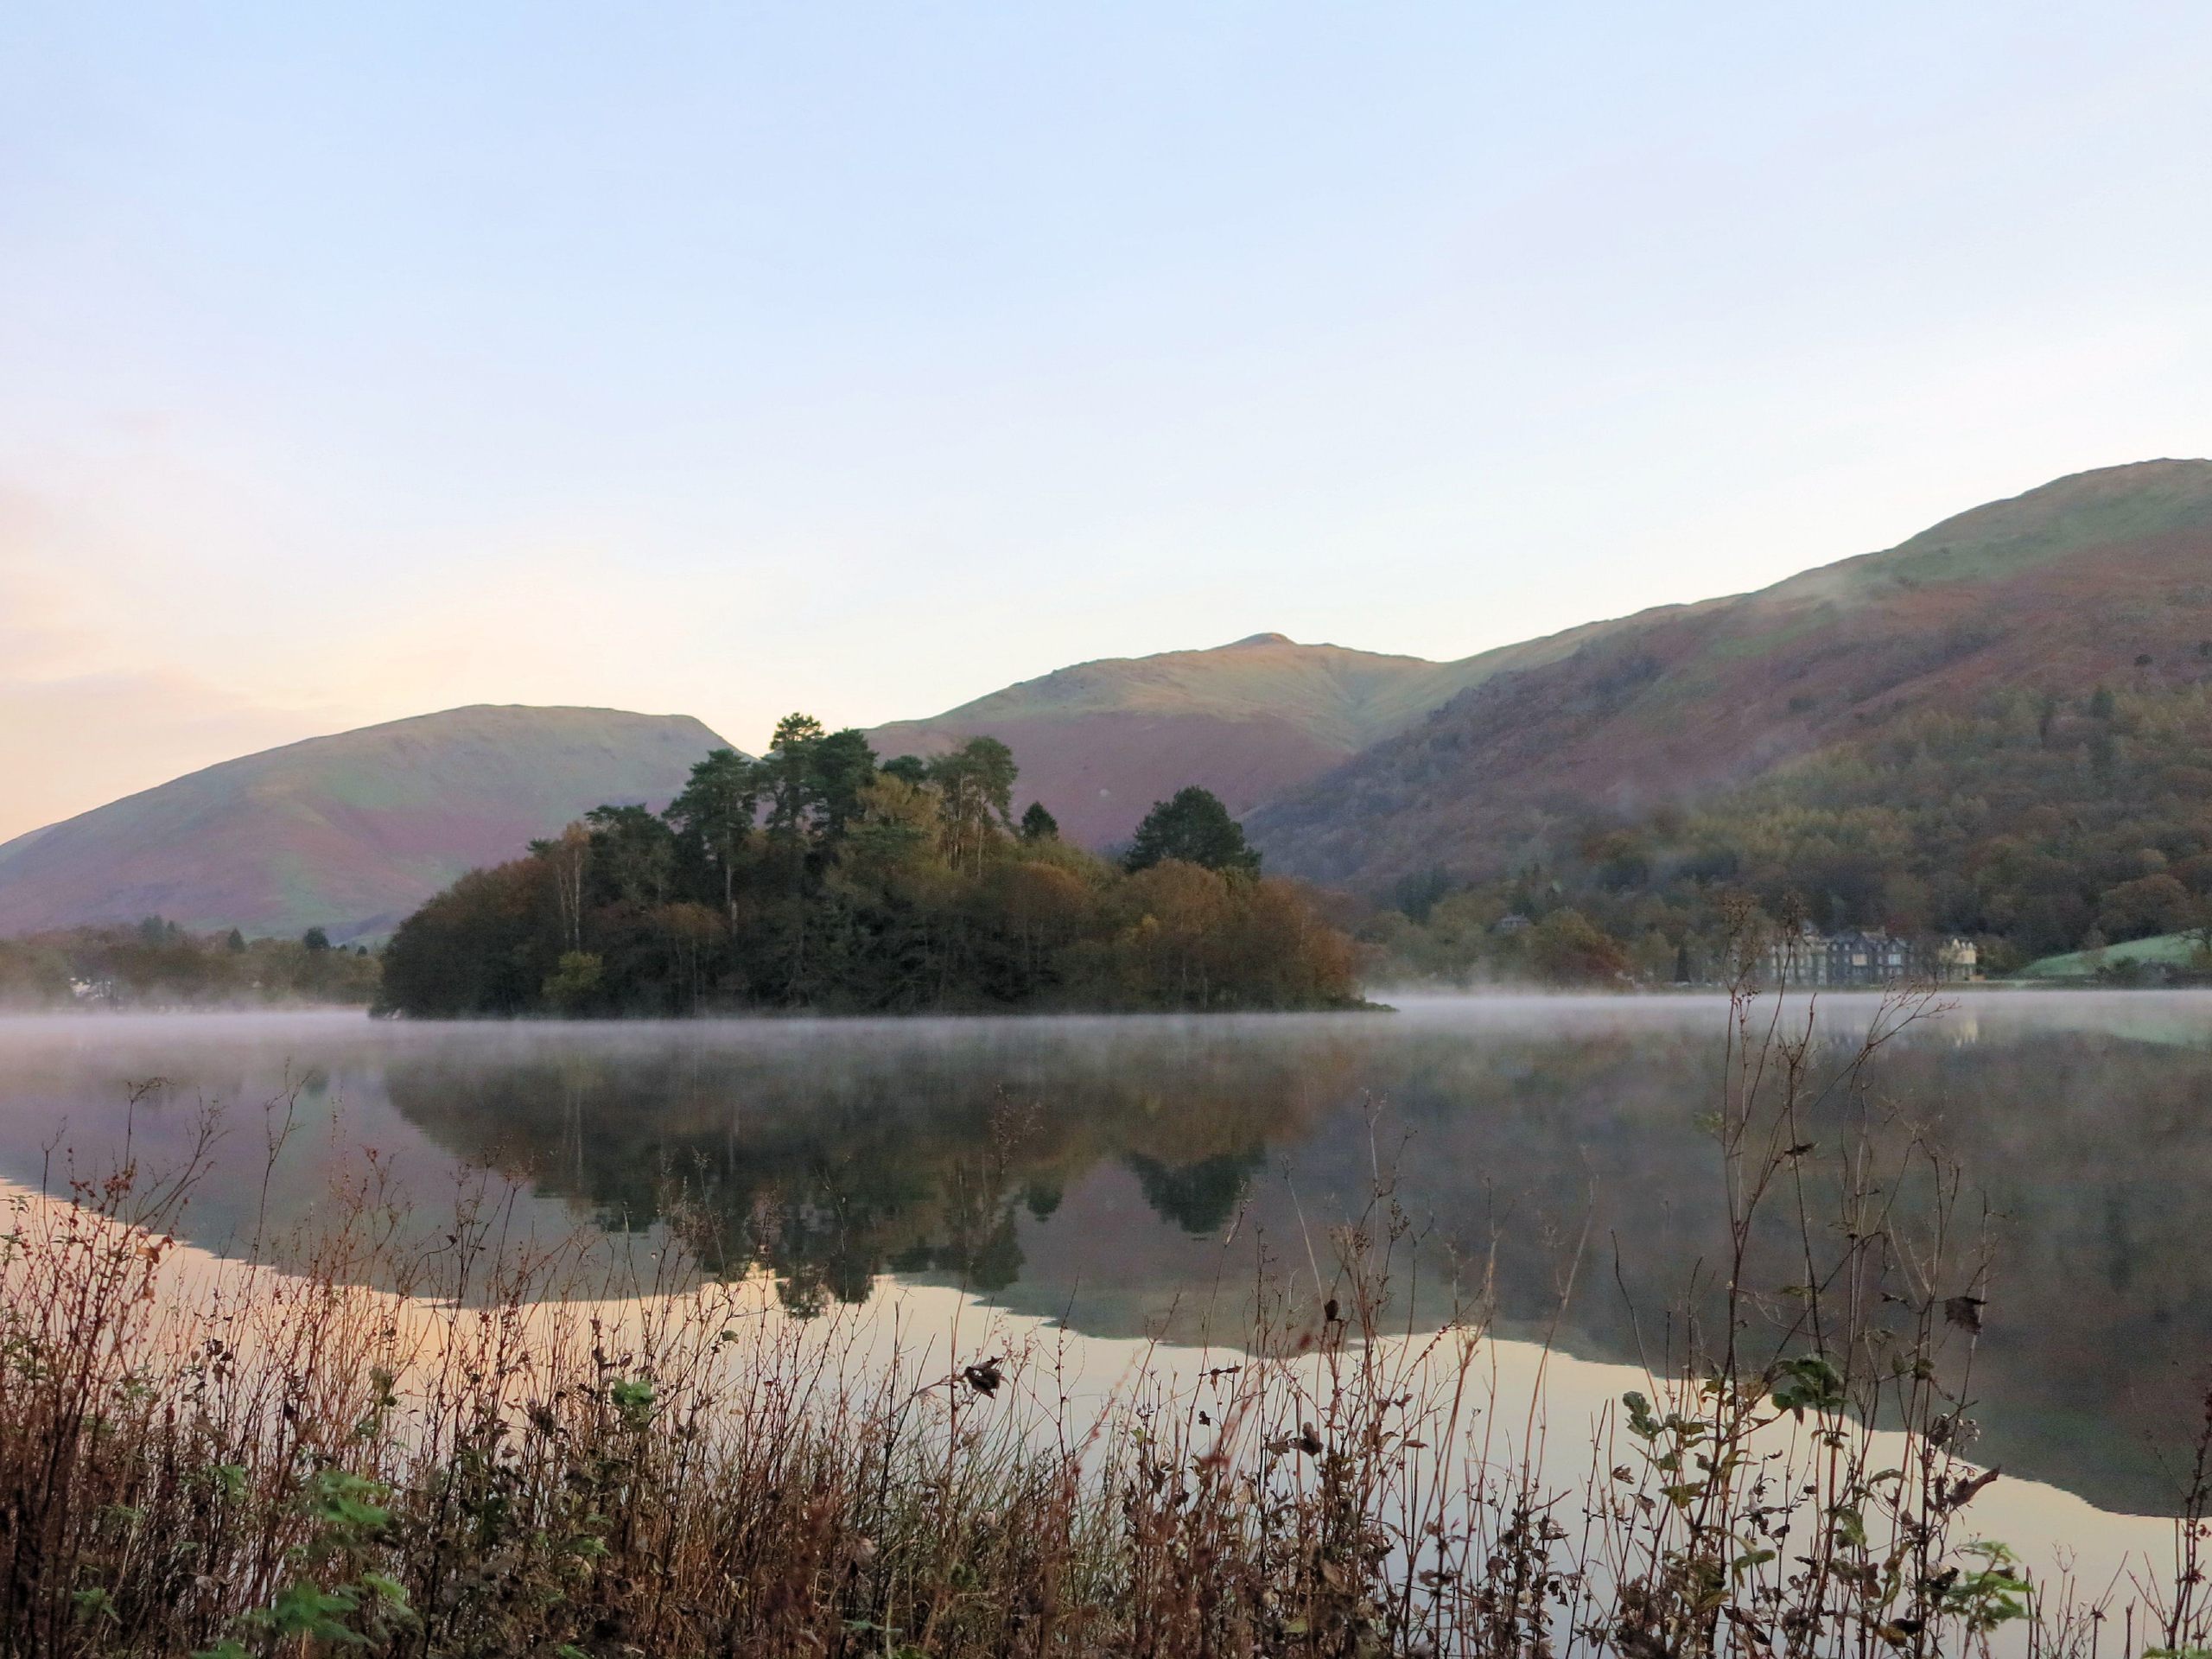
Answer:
[18,459,2205,950]
[0,706,730,942]
[1250,460,2212,888]
[868,626,1623,847]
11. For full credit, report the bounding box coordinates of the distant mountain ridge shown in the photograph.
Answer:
[0,706,731,942]
[868,622,1623,846]
[12,459,2210,941]
[1249,459,2212,887]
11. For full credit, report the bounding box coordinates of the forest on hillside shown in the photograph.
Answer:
[1367,678,2212,982]
[377,718,1359,1017]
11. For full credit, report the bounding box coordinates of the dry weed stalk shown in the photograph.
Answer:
[0,981,2202,1657]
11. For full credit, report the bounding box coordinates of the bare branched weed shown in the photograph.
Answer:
[0,982,2202,1657]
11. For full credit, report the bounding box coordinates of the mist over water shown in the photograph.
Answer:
[1,991,2207,1515]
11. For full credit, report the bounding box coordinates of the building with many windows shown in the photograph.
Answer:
[1762,926,1979,988]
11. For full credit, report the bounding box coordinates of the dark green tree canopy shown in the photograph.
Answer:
[665,747,760,918]
[752,715,879,849]
[377,727,1357,1018]
[811,728,879,839]
[302,925,331,953]
[583,804,677,909]
[1123,787,1262,877]
[927,737,1019,874]
[666,748,758,854]
[927,738,1017,823]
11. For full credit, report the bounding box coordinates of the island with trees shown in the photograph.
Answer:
[375,718,1361,1017]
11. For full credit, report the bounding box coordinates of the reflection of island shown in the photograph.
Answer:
[381,1010,2212,1516]
[383,1027,1349,1317]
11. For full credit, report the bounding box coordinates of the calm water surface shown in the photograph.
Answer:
[2,991,2206,1516]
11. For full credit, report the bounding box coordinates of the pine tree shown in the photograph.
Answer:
[1123,787,1261,876]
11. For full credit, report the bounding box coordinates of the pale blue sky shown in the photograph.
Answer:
[4,2,2210,836]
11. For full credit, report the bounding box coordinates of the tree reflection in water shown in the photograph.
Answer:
[0,997,2207,1515]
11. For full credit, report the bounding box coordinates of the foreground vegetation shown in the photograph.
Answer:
[0,918,378,1008]
[378,720,1357,1016]
[6,976,2212,1656]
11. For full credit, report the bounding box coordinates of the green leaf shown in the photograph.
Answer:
[1623,1390,1662,1440]
[71,1586,118,1623]
[1829,1505,1867,1549]
[268,1580,369,1643]
[1771,1353,1847,1415]
[356,1571,411,1608]
[305,1468,391,1536]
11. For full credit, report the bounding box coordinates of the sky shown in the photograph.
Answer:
[4,2,2211,842]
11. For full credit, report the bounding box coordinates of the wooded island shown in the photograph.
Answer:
[376,718,1359,1016]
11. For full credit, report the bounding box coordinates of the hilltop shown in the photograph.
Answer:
[868,624,1620,846]
[1252,460,2212,891]
[0,706,731,942]
[16,458,2212,971]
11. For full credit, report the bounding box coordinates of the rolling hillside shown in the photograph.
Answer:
[1251,460,2212,889]
[868,626,1622,847]
[0,706,731,942]
[18,458,2210,954]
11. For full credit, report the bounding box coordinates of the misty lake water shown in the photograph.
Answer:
[3,992,2208,1519]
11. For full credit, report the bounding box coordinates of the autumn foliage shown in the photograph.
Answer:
[378,723,1360,1016]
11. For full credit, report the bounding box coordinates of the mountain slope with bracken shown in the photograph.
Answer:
[868,624,1624,847]
[1249,460,2212,888]
[0,705,732,942]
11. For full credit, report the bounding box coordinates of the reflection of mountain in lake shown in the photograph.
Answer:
[0,1001,2203,1515]
[372,1006,2212,1516]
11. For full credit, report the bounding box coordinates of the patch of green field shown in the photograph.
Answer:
[2019,930,2207,979]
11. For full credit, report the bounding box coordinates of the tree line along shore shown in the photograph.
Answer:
[18,679,2212,1010]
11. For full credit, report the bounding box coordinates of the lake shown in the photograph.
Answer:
[2,990,2206,1518]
